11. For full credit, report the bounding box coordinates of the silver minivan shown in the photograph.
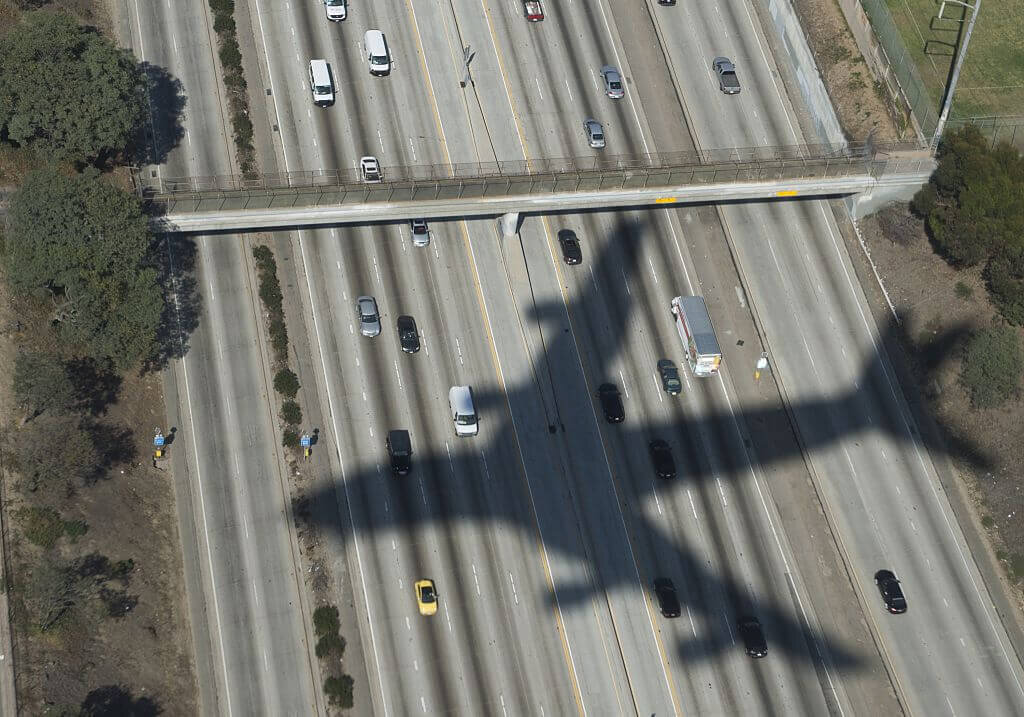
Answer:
[449,386,478,436]
[364,30,391,76]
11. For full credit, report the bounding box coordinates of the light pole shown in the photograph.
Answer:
[931,0,981,152]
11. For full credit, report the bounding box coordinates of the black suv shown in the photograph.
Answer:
[597,383,624,423]
[397,315,420,353]
[558,230,582,265]
[737,616,768,658]
[654,578,681,618]
[649,439,677,479]
[874,570,907,614]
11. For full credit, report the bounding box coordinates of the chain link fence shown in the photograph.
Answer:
[138,140,928,202]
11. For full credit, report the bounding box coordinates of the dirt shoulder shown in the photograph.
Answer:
[790,0,908,141]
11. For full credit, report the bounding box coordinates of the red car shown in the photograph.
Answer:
[524,0,544,21]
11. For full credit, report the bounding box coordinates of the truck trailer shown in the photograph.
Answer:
[671,296,722,377]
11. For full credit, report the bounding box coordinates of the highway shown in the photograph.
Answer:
[117,0,320,713]
[122,0,1024,713]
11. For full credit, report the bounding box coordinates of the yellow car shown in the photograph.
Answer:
[415,579,438,616]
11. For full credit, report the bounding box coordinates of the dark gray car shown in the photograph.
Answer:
[713,57,741,94]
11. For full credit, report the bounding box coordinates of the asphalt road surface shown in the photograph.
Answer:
[122,0,1024,713]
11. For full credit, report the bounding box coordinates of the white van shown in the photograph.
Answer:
[308,59,334,106]
[364,30,391,76]
[449,386,478,437]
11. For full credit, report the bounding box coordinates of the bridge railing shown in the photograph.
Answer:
[139,140,931,209]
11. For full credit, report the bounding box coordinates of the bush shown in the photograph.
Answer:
[19,506,65,549]
[986,254,1024,326]
[218,38,242,69]
[280,400,302,425]
[259,276,283,315]
[954,281,974,300]
[959,324,1023,408]
[323,675,354,708]
[282,428,300,449]
[274,369,300,398]
[313,605,340,636]
[213,14,236,35]
[64,520,89,542]
[269,318,289,358]
[315,633,346,658]
[252,245,273,263]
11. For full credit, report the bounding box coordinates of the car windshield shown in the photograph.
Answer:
[455,415,476,426]
[326,0,342,5]
[420,586,435,602]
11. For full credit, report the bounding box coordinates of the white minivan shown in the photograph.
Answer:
[364,30,391,76]
[449,386,478,437]
[308,59,334,106]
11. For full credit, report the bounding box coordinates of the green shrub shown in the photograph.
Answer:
[234,113,254,147]
[218,39,242,70]
[280,400,302,425]
[209,0,234,16]
[986,255,1024,326]
[64,520,89,542]
[981,515,995,528]
[954,281,974,300]
[274,369,300,398]
[959,324,1023,408]
[282,428,300,448]
[313,605,340,636]
[315,633,346,658]
[259,276,283,315]
[19,506,64,549]
[269,319,289,358]
[252,245,273,263]
[1011,553,1024,582]
[213,14,236,35]
[323,675,354,708]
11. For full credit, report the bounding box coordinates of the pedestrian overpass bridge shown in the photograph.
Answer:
[141,142,933,234]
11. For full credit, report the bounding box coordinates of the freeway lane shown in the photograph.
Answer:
[121,0,320,712]
[653,0,1024,713]
[247,0,630,712]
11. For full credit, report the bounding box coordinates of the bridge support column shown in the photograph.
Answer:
[497,212,520,237]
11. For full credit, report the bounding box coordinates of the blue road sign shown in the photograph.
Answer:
[300,435,311,447]
[154,433,165,447]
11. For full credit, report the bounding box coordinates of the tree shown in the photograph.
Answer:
[13,351,75,422]
[959,324,1023,409]
[911,126,1024,268]
[986,253,1024,327]
[9,413,100,491]
[5,167,163,369]
[0,12,145,164]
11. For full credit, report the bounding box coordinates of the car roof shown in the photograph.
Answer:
[599,382,618,392]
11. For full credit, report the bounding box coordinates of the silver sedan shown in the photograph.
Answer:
[357,295,381,337]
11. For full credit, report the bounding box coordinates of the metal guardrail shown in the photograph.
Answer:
[138,141,934,219]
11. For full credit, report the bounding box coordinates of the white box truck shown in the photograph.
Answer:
[671,296,722,377]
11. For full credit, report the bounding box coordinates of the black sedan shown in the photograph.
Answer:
[874,569,907,614]
[558,229,582,265]
[649,439,677,479]
[737,616,768,658]
[657,359,682,395]
[397,315,420,353]
[654,578,681,618]
[597,383,624,423]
